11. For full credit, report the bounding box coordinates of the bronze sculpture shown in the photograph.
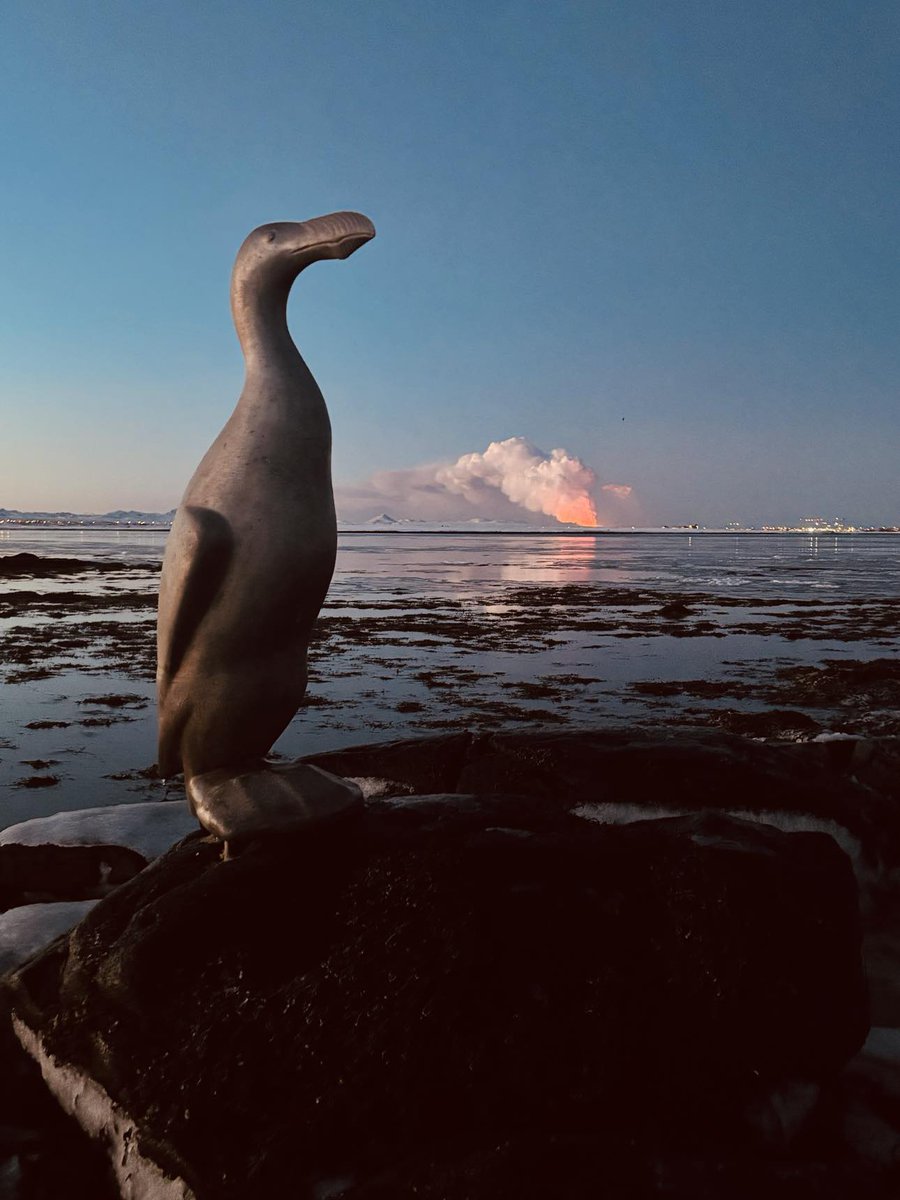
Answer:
[157,212,374,848]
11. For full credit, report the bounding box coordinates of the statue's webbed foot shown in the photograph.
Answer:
[187,761,363,850]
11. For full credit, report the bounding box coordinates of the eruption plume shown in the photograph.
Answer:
[336,436,634,526]
[436,438,599,527]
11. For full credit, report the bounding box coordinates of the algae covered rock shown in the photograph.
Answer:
[8,790,867,1199]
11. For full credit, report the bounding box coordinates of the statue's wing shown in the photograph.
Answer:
[159,506,234,679]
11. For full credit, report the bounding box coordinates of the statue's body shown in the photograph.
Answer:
[157,213,375,846]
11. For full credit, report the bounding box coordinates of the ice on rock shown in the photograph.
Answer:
[347,776,414,799]
[0,900,97,976]
[0,802,199,861]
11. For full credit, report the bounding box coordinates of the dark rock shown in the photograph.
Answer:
[631,679,751,698]
[0,1021,118,1198]
[307,731,472,794]
[300,731,900,871]
[0,552,145,578]
[774,659,900,709]
[451,728,900,871]
[0,982,120,1199]
[704,708,823,739]
[6,796,867,1199]
[332,1139,895,1200]
[0,844,147,912]
[309,731,899,1021]
[848,738,900,809]
[79,694,148,709]
[657,600,693,618]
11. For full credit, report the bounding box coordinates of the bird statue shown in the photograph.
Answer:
[156,212,375,851]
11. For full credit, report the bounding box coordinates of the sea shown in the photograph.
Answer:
[0,528,896,830]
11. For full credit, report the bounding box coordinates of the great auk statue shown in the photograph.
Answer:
[157,212,375,847]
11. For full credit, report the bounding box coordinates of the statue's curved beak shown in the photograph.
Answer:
[292,212,376,261]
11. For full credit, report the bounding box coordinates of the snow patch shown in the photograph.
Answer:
[573,801,867,883]
[347,776,415,800]
[13,1017,195,1199]
[856,1027,900,1090]
[0,802,199,860]
[0,901,97,976]
[842,1028,900,1168]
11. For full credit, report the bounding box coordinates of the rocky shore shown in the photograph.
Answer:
[1,553,897,749]
[2,728,899,1198]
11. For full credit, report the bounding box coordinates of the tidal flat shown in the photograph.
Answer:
[0,531,897,824]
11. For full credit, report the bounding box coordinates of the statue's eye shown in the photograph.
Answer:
[267,231,277,243]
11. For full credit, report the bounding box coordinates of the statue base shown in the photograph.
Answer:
[187,761,364,848]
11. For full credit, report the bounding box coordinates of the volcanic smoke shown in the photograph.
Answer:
[437,437,600,527]
[337,436,633,526]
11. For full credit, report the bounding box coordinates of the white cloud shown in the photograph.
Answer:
[336,436,635,526]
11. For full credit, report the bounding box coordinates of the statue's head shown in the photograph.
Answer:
[233,212,376,294]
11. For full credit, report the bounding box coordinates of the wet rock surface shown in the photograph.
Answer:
[0,553,155,579]
[315,731,900,1034]
[631,658,900,738]
[310,728,900,871]
[4,783,873,1199]
[1,729,898,1197]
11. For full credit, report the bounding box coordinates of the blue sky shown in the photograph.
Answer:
[1,1,897,524]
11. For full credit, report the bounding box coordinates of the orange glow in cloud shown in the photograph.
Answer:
[354,437,631,528]
[554,495,599,526]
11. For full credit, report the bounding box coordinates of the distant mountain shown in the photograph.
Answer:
[103,509,177,522]
[0,507,176,526]
[367,512,401,524]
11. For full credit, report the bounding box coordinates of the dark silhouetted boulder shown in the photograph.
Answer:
[7,792,868,1199]
[307,729,900,872]
[308,731,472,795]
[0,844,146,911]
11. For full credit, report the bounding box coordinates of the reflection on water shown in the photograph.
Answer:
[0,526,167,562]
[0,529,896,827]
[332,532,896,599]
[1,528,895,598]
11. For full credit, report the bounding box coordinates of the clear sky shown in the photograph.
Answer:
[1,1,897,525]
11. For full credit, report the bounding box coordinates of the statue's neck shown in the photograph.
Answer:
[228,263,329,437]
[231,271,303,381]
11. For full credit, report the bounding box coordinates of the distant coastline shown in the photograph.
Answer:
[340,528,900,536]
[1,521,898,537]
[0,507,897,536]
